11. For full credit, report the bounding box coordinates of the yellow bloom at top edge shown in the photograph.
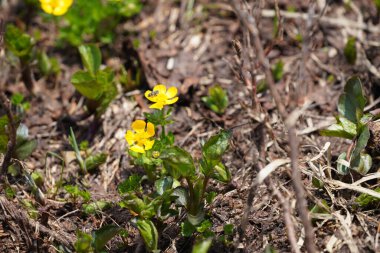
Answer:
[125,120,155,153]
[39,0,73,16]
[144,84,179,110]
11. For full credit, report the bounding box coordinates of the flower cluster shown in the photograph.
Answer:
[39,0,73,16]
[125,84,178,153]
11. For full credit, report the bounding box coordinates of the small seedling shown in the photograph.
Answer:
[344,36,357,65]
[70,44,117,118]
[201,85,229,114]
[321,77,373,175]
[4,24,35,92]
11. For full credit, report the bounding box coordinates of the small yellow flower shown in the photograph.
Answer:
[144,84,179,110]
[152,151,160,158]
[39,0,73,16]
[125,120,155,153]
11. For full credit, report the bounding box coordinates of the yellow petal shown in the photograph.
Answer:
[153,84,167,94]
[52,6,69,15]
[149,102,164,110]
[144,90,160,102]
[131,120,146,133]
[125,130,135,145]
[165,96,178,105]
[144,139,155,150]
[145,122,155,137]
[41,3,53,14]
[166,87,178,99]
[130,145,145,153]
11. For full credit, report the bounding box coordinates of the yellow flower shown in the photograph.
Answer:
[39,0,73,16]
[125,120,155,153]
[144,84,179,110]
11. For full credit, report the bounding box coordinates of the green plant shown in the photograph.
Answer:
[201,85,229,114]
[4,24,35,92]
[37,51,60,77]
[70,44,117,118]
[321,77,373,175]
[74,225,123,253]
[68,127,108,174]
[64,184,91,203]
[119,84,231,252]
[272,60,284,82]
[344,36,357,65]
[56,0,142,46]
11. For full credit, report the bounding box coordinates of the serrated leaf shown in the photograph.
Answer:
[84,153,107,171]
[338,77,366,124]
[136,219,158,252]
[118,174,141,194]
[78,44,101,76]
[5,24,33,58]
[161,146,196,179]
[92,224,122,251]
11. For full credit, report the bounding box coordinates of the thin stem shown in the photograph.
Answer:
[185,177,195,215]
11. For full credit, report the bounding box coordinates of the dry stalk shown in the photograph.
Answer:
[232,1,317,252]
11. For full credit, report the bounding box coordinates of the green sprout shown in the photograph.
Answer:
[320,77,373,175]
[201,85,229,114]
[70,44,117,118]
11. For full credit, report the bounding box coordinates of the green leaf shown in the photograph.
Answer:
[84,153,107,171]
[191,238,212,253]
[83,201,110,215]
[349,125,370,167]
[338,77,366,124]
[201,85,228,114]
[196,219,212,233]
[172,187,189,207]
[31,171,44,187]
[212,162,231,183]
[205,191,217,204]
[344,37,357,65]
[161,146,196,179]
[155,176,173,195]
[351,153,372,175]
[355,187,380,207]
[223,224,234,235]
[320,116,356,139]
[78,44,102,76]
[74,231,93,253]
[136,219,158,252]
[71,70,103,100]
[181,220,196,237]
[5,24,34,58]
[336,152,350,175]
[202,130,231,162]
[118,174,142,194]
[92,224,122,252]
[272,60,284,82]
[15,139,37,160]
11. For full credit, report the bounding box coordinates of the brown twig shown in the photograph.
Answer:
[232,1,317,252]
[0,93,17,178]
